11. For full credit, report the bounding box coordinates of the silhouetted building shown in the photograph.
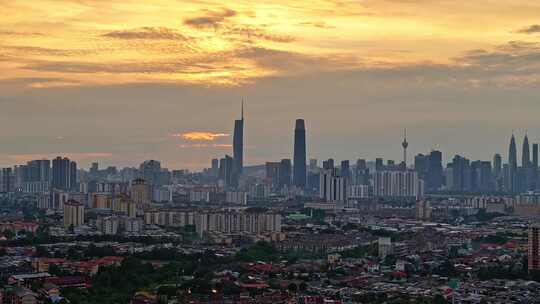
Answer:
[265,162,280,190]
[232,101,244,187]
[354,159,369,185]
[265,159,293,190]
[25,160,50,183]
[523,134,531,168]
[427,150,443,191]
[52,157,77,191]
[375,158,384,171]
[139,160,161,186]
[219,155,234,189]
[341,160,350,180]
[323,159,334,170]
[0,168,13,193]
[448,155,471,192]
[211,158,219,177]
[279,159,292,189]
[522,134,536,191]
[493,154,503,191]
[507,134,518,193]
[471,160,493,192]
[293,119,306,188]
[534,143,539,169]
[414,154,429,180]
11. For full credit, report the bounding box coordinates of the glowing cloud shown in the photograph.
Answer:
[178,144,232,148]
[173,132,230,141]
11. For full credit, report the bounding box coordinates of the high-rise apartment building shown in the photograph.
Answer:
[427,150,443,191]
[63,199,84,228]
[139,160,161,186]
[219,155,234,189]
[373,170,423,200]
[319,169,347,202]
[130,178,151,206]
[529,225,540,272]
[52,157,77,191]
[0,168,13,193]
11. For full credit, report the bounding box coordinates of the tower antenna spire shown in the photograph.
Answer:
[241,98,244,121]
[402,128,409,167]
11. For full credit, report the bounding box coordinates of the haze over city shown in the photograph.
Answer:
[2,0,540,169]
[4,2,540,304]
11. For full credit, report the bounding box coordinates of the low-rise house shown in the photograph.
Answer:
[10,287,38,304]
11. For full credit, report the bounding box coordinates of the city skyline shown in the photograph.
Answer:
[0,120,538,171]
[1,1,540,169]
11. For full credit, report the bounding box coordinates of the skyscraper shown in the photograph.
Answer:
[427,150,443,192]
[449,155,471,192]
[493,153,503,191]
[232,100,244,185]
[509,134,517,169]
[493,154,502,177]
[414,154,428,180]
[211,158,219,177]
[319,169,347,202]
[139,160,161,186]
[533,143,539,190]
[219,155,234,189]
[533,143,539,169]
[26,160,50,183]
[0,168,13,193]
[279,159,292,189]
[508,134,518,193]
[293,119,306,188]
[52,157,76,191]
[471,160,493,192]
[265,162,281,189]
[523,133,531,168]
[340,160,350,179]
[375,158,384,171]
[323,159,335,170]
[69,161,77,191]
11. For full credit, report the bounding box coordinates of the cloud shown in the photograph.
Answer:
[457,41,540,75]
[0,77,80,89]
[184,8,236,28]
[0,31,44,36]
[2,45,94,57]
[102,27,189,40]
[178,144,232,149]
[297,21,335,29]
[173,132,230,141]
[222,25,296,43]
[516,24,540,34]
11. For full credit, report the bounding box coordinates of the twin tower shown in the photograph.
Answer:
[232,101,307,189]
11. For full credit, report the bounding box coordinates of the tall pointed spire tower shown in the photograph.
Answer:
[402,128,409,167]
[508,133,518,193]
[523,132,530,168]
[509,133,517,169]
